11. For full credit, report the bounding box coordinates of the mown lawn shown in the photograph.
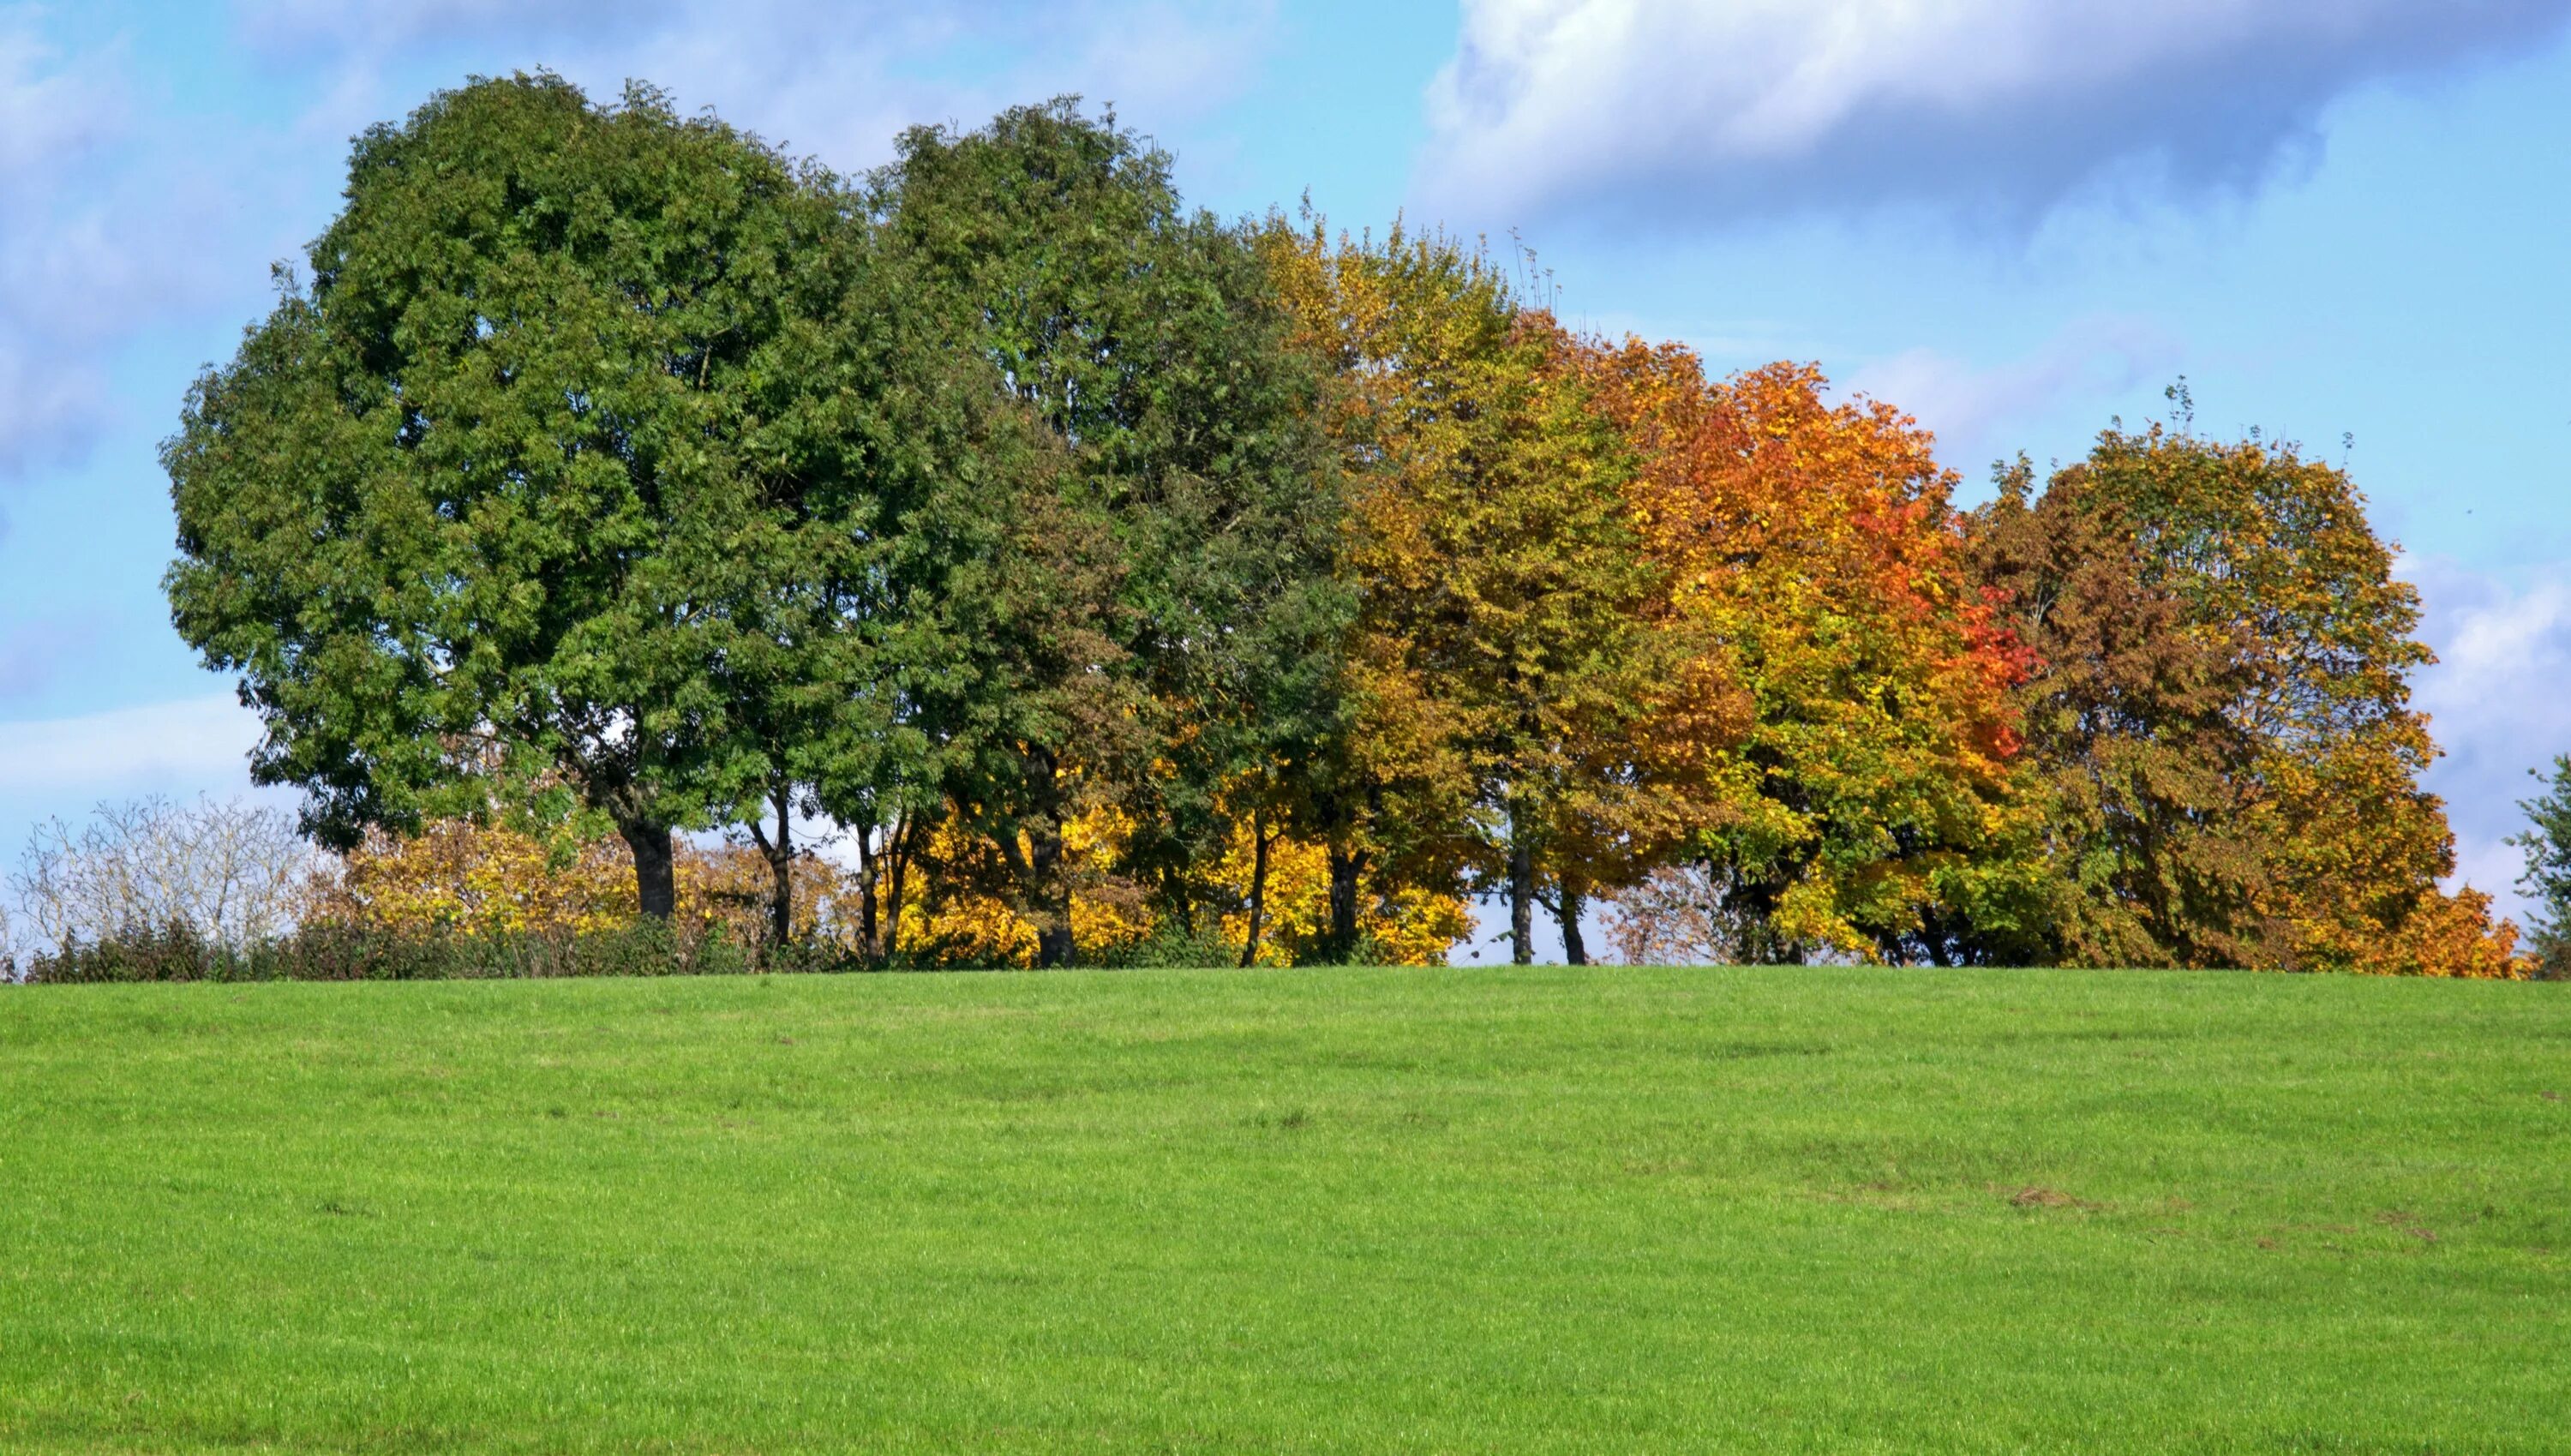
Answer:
[0,965,2564,1453]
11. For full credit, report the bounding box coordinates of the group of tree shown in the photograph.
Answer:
[159,74,2531,976]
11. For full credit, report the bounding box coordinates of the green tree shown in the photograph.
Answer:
[2509,755,2571,979]
[872,100,1346,966]
[165,75,902,919]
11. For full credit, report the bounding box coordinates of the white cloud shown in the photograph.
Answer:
[0,7,134,476]
[0,692,264,795]
[1416,0,2571,231]
[2403,554,2571,925]
[1843,315,2179,475]
[0,9,116,174]
[238,1,1275,183]
[0,344,106,480]
[236,0,661,54]
[0,616,99,700]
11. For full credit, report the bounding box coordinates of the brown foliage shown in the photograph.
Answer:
[1969,424,2523,977]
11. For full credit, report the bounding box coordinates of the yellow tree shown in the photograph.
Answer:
[887,799,1465,968]
[318,817,854,955]
[1261,216,1689,963]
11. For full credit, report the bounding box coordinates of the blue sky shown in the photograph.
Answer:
[2,0,2567,946]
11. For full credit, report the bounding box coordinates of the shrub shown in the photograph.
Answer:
[9,796,320,956]
[15,918,794,985]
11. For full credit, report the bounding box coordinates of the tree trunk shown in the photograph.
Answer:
[1022,751,1075,968]
[1508,836,1536,966]
[1560,874,1588,967]
[1161,866,1196,938]
[1239,812,1272,968]
[748,782,794,950]
[1325,841,1365,964]
[1031,813,1075,968]
[621,821,676,921]
[855,825,881,962]
[883,813,913,962]
[767,846,792,949]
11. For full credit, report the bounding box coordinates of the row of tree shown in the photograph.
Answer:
[162,75,2526,975]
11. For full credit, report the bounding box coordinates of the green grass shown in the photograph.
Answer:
[2,966,2565,1454]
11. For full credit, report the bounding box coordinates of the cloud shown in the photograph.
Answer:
[0,692,263,794]
[235,0,664,55]
[237,1,1275,183]
[0,7,134,476]
[0,616,101,703]
[1843,316,2179,475]
[1415,0,2571,231]
[2403,554,2571,924]
[0,9,118,174]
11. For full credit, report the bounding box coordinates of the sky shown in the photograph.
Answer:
[1,0,2567,954]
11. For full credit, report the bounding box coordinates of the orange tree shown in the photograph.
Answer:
[1581,342,2047,964]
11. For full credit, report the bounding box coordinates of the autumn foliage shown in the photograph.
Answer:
[1579,343,2042,964]
[163,81,2521,978]
[1968,422,2520,977]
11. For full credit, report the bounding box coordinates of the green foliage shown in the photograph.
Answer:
[3,968,2565,1450]
[1090,918,1243,970]
[164,74,907,917]
[870,100,1347,964]
[2511,753,2571,978]
[15,916,781,983]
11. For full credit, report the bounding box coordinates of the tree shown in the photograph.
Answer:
[1258,218,1489,961]
[1972,411,2520,976]
[318,818,636,938]
[313,814,857,954]
[1966,460,2268,968]
[2509,757,2571,979]
[1262,219,1683,965]
[165,75,900,919]
[1583,343,2044,965]
[872,100,1345,966]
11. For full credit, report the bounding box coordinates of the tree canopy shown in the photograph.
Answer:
[2510,756,2571,980]
[166,74,908,918]
[1966,415,2519,977]
[167,76,2528,978]
[868,101,1346,967]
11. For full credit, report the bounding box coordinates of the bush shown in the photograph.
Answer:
[14,918,811,985]
[9,796,319,956]
[1098,920,1246,969]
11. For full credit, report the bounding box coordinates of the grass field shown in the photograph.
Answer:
[2,965,2565,1453]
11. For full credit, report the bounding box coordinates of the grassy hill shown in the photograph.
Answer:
[2,965,2564,1453]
